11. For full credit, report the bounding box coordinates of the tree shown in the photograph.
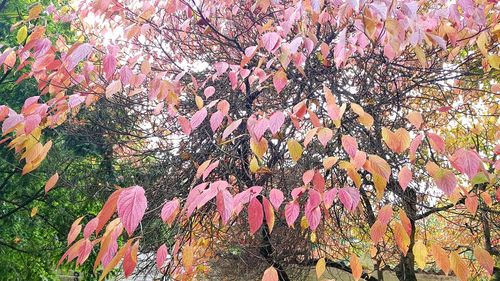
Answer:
[0,1,498,280]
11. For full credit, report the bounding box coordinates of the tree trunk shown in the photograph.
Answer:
[395,188,418,281]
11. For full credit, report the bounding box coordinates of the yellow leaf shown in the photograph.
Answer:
[251,137,268,159]
[450,251,469,281]
[350,253,362,281]
[45,173,59,194]
[287,139,302,162]
[195,95,204,109]
[373,174,387,199]
[316,257,326,278]
[413,240,428,269]
[17,25,28,44]
[487,54,500,69]
[414,45,427,68]
[476,32,488,57]
[249,157,259,173]
[30,206,38,217]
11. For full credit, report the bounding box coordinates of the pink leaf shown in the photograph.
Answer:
[156,244,168,271]
[190,107,207,130]
[117,185,147,236]
[377,205,393,225]
[323,188,338,209]
[285,201,300,227]
[178,116,192,135]
[273,70,287,94]
[214,62,229,76]
[398,166,413,191]
[341,135,358,157]
[83,217,99,238]
[66,43,93,70]
[434,169,457,196]
[427,132,445,153]
[216,189,234,224]
[253,118,269,140]
[268,111,285,135]
[2,113,23,135]
[248,197,264,234]
[204,86,215,98]
[305,189,322,231]
[317,127,333,147]
[24,114,41,134]
[261,32,281,53]
[338,187,360,212]
[210,111,225,132]
[449,148,482,179]
[222,119,242,140]
[269,189,284,210]
[302,169,315,185]
[202,160,219,180]
[161,198,180,226]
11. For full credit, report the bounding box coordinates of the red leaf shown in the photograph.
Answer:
[117,186,148,236]
[248,197,263,234]
[178,116,192,135]
[123,240,139,278]
[433,168,457,196]
[377,205,393,225]
[202,160,219,180]
[67,217,84,246]
[96,189,123,234]
[24,114,41,135]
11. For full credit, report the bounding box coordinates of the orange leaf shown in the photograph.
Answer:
[430,244,450,275]
[450,251,469,281]
[474,246,494,275]
[183,244,194,272]
[262,266,279,281]
[44,172,59,194]
[350,253,362,281]
[394,222,410,256]
[382,127,410,153]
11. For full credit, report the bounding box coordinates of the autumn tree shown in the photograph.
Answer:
[0,0,499,280]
